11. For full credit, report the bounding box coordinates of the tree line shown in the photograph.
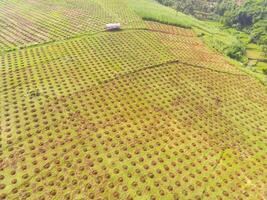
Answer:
[156,0,267,55]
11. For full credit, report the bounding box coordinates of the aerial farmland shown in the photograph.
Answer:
[0,0,266,199]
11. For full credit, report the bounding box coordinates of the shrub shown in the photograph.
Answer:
[226,43,246,61]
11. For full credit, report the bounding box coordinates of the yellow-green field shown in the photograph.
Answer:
[0,0,267,200]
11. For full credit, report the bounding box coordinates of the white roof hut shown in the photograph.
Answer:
[106,23,121,31]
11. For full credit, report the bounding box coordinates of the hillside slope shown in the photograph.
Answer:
[154,0,267,78]
[1,0,267,200]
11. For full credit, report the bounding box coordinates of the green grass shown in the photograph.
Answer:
[246,43,266,60]
[126,0,221,33]
[225,56,267,85]
[221,26,267,80]
[126,0,245,61]
[126,0,198,29]
[255,61,267,75]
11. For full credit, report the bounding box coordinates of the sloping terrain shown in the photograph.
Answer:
[0,0,267,200]
[0,0,145,51]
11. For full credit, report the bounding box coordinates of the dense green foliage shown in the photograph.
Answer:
[156,0,220,19]
[216,0,236,16]
[218,0,267,64]
[226,42,246,60]
[218,0,267,44]
[157,0,266,51]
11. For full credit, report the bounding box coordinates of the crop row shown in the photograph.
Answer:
[1,22,267,199]
[145,21,195,37]
[0,0,145,51]
[1,61,266,199]
[1,27,265,152]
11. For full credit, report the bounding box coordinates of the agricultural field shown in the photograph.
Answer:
[0,0,145,51]
[0,0,267,200]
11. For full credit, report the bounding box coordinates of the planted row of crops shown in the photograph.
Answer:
[145,22,245,75]
[1,60,266,199]
[0,0,145,51]
[1,0,267,199]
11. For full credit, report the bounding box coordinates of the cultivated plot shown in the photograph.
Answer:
[0,1,267,200]
[0,0,145,51]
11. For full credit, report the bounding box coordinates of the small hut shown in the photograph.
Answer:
[106,23,121,31]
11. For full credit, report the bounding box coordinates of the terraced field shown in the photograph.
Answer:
[1,0,267,200]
